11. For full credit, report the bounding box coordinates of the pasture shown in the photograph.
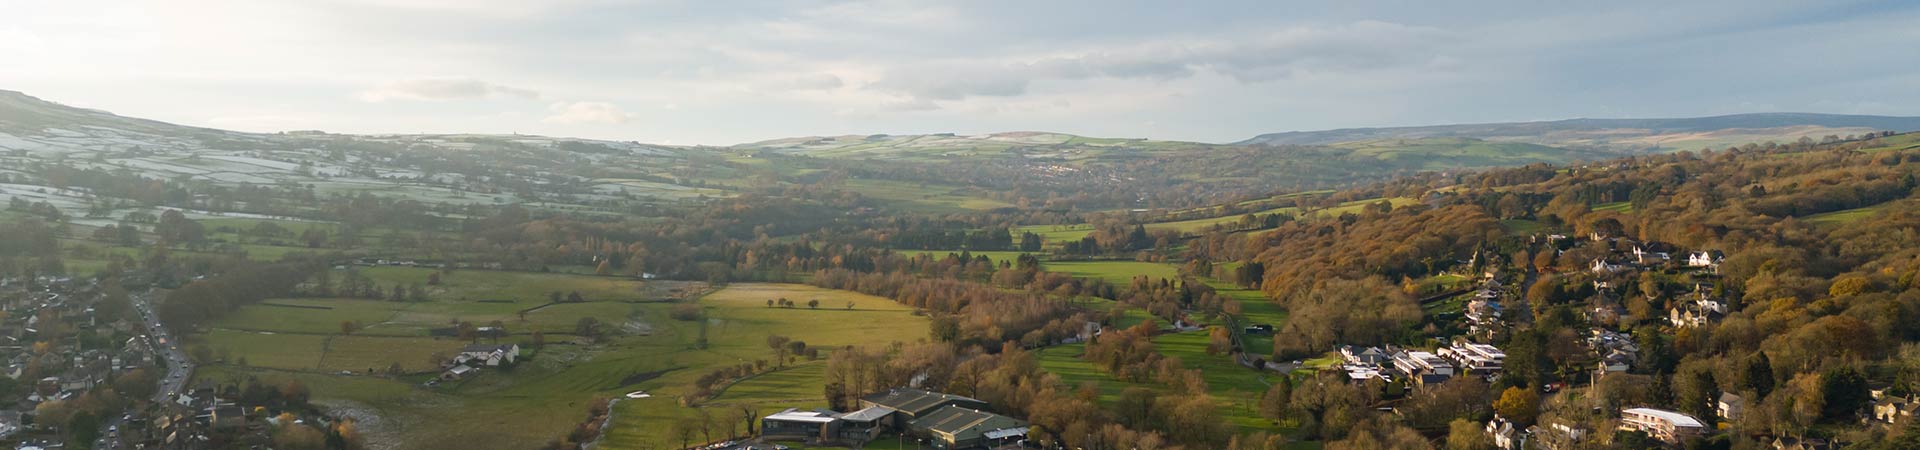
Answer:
[190,280,929,450]
[1042,260,1181,285]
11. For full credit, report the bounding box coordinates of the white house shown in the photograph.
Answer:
[1687,251,1724,269]
[459,344,520,366]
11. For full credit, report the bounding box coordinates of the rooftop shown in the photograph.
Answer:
[765,408,838,424]
[1623,408,1704,428]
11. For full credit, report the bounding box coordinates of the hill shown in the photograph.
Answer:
[1238,112,1920,151]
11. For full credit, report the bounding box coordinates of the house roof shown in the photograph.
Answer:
[910,405,1026,439]
[862,388,983,416]
[1623,408,1704,428]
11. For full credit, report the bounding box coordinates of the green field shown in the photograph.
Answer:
[191,275,929,450]
[1804,204,1889,225]
[891,250,1035,265]
[1500,219,1547,234]
[1152,330,1283,432]
[842,178,1015,213]
[1043,260,1181,285]
[1015,224,1095,247]
[1592,202,1634,213]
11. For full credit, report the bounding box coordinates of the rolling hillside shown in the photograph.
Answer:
[1238,112,1920,151]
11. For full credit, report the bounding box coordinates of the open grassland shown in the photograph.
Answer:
[1152,330,1282,432]
[1804,203,1888,225]
[1043,260,1181,285]
[193,281,928,450]
[1592,202,1633,213]
[1860,133,1920,153]
[842,178,1014,213]
[1015,224,1094,247]
[889,250,1034,265]
[1133,197,1418,234]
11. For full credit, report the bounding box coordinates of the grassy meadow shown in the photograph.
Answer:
[190,274,931,450]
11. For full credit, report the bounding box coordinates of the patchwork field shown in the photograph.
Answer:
[191,281,930,450]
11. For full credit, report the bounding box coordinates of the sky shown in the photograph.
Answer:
[3,0,1918,145]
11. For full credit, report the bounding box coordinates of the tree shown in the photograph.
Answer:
[1742,351,1775,398]
[766,335,791,367]
[1446,418,1493,450]
[1492,386,1539,425]
[807,299,819,309]
[1259,381,1292,422]
[1820,366,1870,420]
[340,320,358,335]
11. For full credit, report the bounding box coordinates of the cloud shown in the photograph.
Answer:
[867,21,1452,100]
[542,101,633,124]
[358,78,540,102]
[759,73,845,91]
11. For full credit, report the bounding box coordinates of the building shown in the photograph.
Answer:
[762,408,840,439]
[1437,342,1505,375]
[1391,350,1454,379]
[859,388,989,429]
[1873,395,1918,424]
[1669,299,1727,328]
[1339,345,1390,366]
[1687,251,1724,270]
[908,405,1028,450]
[457,344,519,366]
[833,405,898,442]
[1718,393,1745,421]
[1591,259,1626,275]
[1619,407,1705,443]
[1486,416,1517,449]
[1528,421,1590,450]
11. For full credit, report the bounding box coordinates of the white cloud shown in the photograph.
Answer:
[543,101,634,124]
[358,78,540,102]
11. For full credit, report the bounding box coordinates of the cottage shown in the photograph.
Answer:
[1486,416,1517,450]
[1687,251,1724,270]
[211,404,246,430]
[1619,407,1705,443]
[1338,345,1391,366]
[1874,395,1918,424]
[1718,393,1745,421]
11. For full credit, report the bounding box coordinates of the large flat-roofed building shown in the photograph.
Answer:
[762,408,840,439]
[1619,408,1705,443]
[1392,350,1454,378]
[1438,342,1505,375]
[860,388,990,429]
[908,405,1029,450]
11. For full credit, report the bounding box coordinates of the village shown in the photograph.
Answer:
[0,275,357,449]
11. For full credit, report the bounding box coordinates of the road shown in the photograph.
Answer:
[96,291,195,449]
